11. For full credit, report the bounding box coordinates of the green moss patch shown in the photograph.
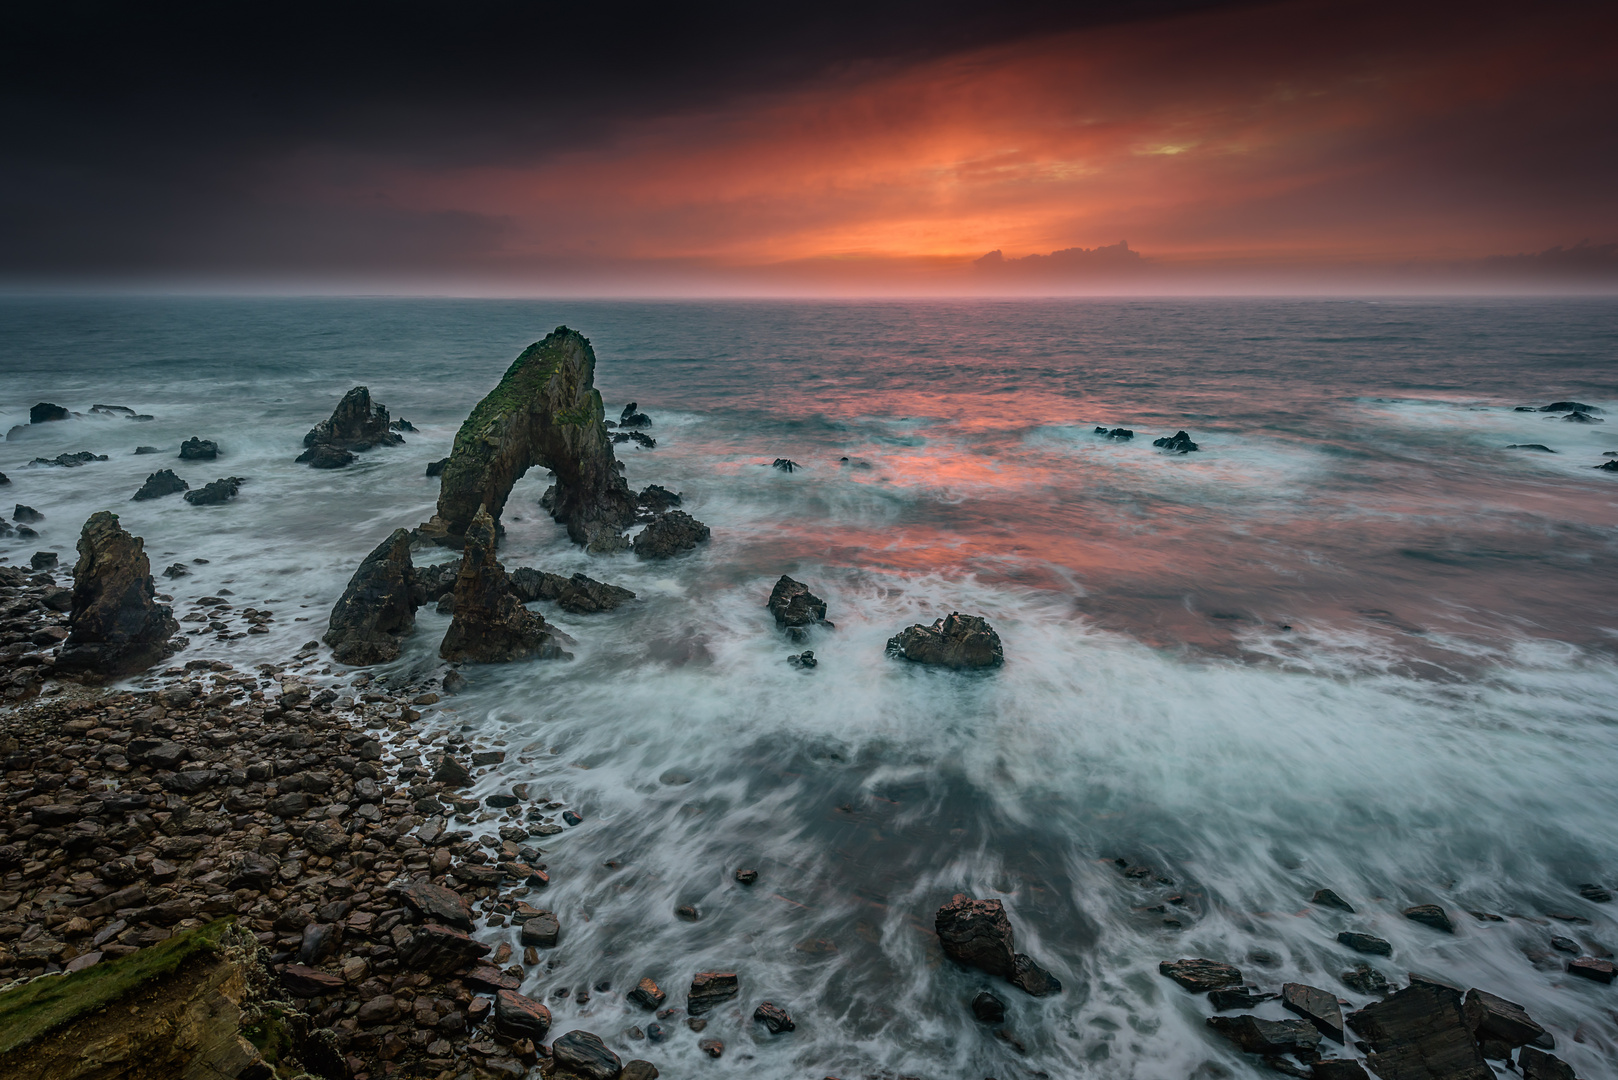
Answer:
[0,919,234,1054]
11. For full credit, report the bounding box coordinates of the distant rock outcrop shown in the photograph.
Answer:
[419,328,639,553]
[325,528,420,665]
[887,612,1003,669]
[55,511,180,678]
[440,508,572,662]
[184,477,244,505]
[768,575,828,627]
[1153,430,1199,453]
[179,437,218,461]
[132,469,189,501]
[297,386,404,467]
[509,568,635,613]
[632,510,710,559]
[30,402,70,423]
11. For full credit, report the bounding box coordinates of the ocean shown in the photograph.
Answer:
[3,296,1617,1077]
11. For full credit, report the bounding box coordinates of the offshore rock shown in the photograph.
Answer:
[419,327,638,551]
[619,401,652,428]
[1537,401,1601,413]
[298,444,355,469]
[637,483,682,516]
[324,528,419,664]
[510,567,636,612]
[1312,887,1356,912]
[30,402,70,423]
[633,509,711,559]
[1346,979,1492,1080]
[1153,430,1200,453]
[184,476,244,505]
[614,430,656,448]
[14,504,44,522]
[55,511,179,678]
[936,894,1060,996]
[1206,1015,1322,1056]
[178,437,218,460]
[440,508,571,662]
[298,385,403,466]
[887,612,1004,669]
[32,451,107,467]
[768,575,828,627]
[131,468,188,500]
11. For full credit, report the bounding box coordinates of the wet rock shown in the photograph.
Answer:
[509,567,636,612]
[434,755,473,786]
[324,528,420,664]
[621,1062,660,1080]
[632,510,711,559]
[518,910,560,948]
[971,990,1007,1023]
[282,963,346,996]
[14,504,44,523]
[298,921,341,965]
[1596,460,1618,472]
[302,821,349,857]
[675,903,699,922]
[29,550,57,570]
[888,612,1004,670]
[563,809,583,826]
[772,458,800,472]
[134,445,160,454]
[936,894,1017,977]
[787,650,817,668]
[1160,958,1244,992]
[1337,931,1392,956]
[1342,964,1390,995]
[1537,401,1601,413]
[1403,904,1454,933]
[768,575,828,627]
[1566,956,1615,983]
[178,437,218,460]
[397,922,492,976]
[1095,426,1134,439]
[637,484,681,515]
[1312,1061,1372,1080]
[1578,882,1612,902]
[183,476,244,505]
[1562,411,1603,423]
[613,430,656,449]
[1206,1015,1322,1055]
[55,511,180,678]
[1312,888,1356,912]
[132,468,189,501]
[619,402,652,428]
[1283,982,1345,1042]
[1518,1046,1578,1080]
[440,508,572,663]
[753,1001,795,1033]
[1210,988,1278,1011]
[1153,430,1199,453]
[419,328,638,551]
[1506,444,1556,452]
[1462,988,1551,1049]
[395,879,473,930]
[1010,953,1061,996]
[298,386,404,467]
[735,868,759,885]
[629,977,667,1010]
[32,451,109,467]
[551,1030,621,1079]
[425,456,449,477]
[698,1036,724,1058]
[688,971,739,1014]
[31,402,70,423]
[1346,979,1491,1080]
[493,989,551,1040]
[298,444,355,469]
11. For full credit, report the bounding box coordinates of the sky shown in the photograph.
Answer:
[2,0,1615,294]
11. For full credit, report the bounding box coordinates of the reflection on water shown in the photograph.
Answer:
[3,297,1618,1076]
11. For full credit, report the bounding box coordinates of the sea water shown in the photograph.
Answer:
[3,296,1617,1078]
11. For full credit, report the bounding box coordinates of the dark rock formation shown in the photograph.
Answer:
[1561,411,1602,423]
[613,430,656,448]
[32,451,107,467]
[162,562,189,579]
[509,567,635,613]
[887,612,1003,669]
[1313,888,1356,912]
[1578,882,1612,902]
[1567,956,1614,983]
[493,989,551,1041]
[1404,904,1454,933]
[768,575,828,628]
[633,510,711,559]
[390,417,417,432]
[619,402,652,428]
[1206,1015,1322,1056]
[54,511,179,678]
[637,484,681,516]
[935,894,1060,997]
[1346,979,1492,1080]
[1160,958,1243,992]
[1537,401,1601,413]
[1506,444,1556,451]
[1283,982,1344,1041]
[14,504,43,522]
[30,402,70,423]
[1596,460,1618,473]
[753,1001,795,1033]
[1153,430,1199,452]
[134,445,160,454]
[1462,988,1551,1050]
[688,972,739,1015]
[298,386,404,467]
[0,472,7,485]
[419,328,638,552]
[184,477,244,505]
[426,457,449,477]
[772,458,800,472]
[1095,426,1134,439]
[439,508,571,662]
[972,990,1007,1022]
[30,551,57,571]
[1338,931,1392,955]
[787,650,817,668]
[1518,1046,1578,1080]
[132,469,188,501]
[324,528,419,665]
[551,1030,621,1080]
[178,437,218,460]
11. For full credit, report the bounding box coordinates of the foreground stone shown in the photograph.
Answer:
[493,988,551,1040]
[324,528,420,664]
[934,894,1060,997]
[1206,1014,1322,1055]
[298,385,404,467]
[1282,981,1344,1041]
[888,613,1004,669]
[54,511,180,678]
[551,1030,621,1079]
[1462,988,1552,1051]
[1346,978,1492,1080]
[440,508,572,662]
[419,327,639,551]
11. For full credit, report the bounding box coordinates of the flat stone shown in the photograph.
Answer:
[1160,958,1243,992]
[1313,888,1356,912]
[393,879,472,930]
[397,922,491,976]
[1337,931,1392,956]
[1403,904,1455,933]
[466,962,521,993]
[357,994,400,1025]
[1205,1015,1322,1055]
[518,910,559,948]
[688,971,739,1015]
[492,989,551,1041]
[1282,982,1344,1042]
[1462,987,1551,1049]
[550,1030,621,1080]
[1347,979,1492,1080]
[1567,956,1615,983]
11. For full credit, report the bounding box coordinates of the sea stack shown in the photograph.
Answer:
[54,511,180,678]
[324,528,420,664]
[298,385,404,467]
[439,507,572,662]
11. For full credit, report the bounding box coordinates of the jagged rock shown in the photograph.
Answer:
[753,1001,795,1033]
[390,417,416,432]
[619,402,652,428]
[1462,988,1551,1049]
[396,923,491,976]
[935,894,1060,996]
[131,469,188,501]
[972,990,1007,1022]
[323,528,419,665]
[637,484,681,516]
[788,650,817,668]
[393,879,472,930]
[412,560,458,603]
[90,403,136,416]
[1403,904,1454,933]
[633,510,710,559]
[1283,982,1345,1041]
[1153,430,1199,452]
[297,386,404,468]
[1346,979,1492,1080]
[30,402,70,423]
[493,989,551,1040]
[14,504,43,522]
[32,451,107,467]
[1160,958,1244,992]
[1596,460,1618,473]
[768,575,828,627]
[887,612,1003,669]
[688,972,739,1015]
[509,567,635,612]
[1010,953,1062,996]
[298,445,355,469]
[1338,931,1392,955]
[183,476,244,505]
[419,327,638,551]
[551,1030,621,1080]
[628,977,666,1010]
[1206,1015,1322,1055]
[613,430,656,448]
[1313,888,1356,912]
[0,471,7,484]
[1095,426,1134,439]
[1518,1046,1578,1080]
[54,511,179,678]
[772,458,800,472]
[178,437,218,460]
[134,445,160,454]
[440,508,572,662]
[426,456,449,477]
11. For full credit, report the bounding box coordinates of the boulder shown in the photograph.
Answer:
[1537,401,1601,413]
[510,567,636,612]
[1342,964,1390,995]
[621,1062,659,1080]
[54,511,179,678]
[298,386,404,467]
[632,510,711,559]
[689,972,739,1015]
[637,484,681,516]
[1338,931,1392,955]
[768,575,827,627]
[935,894,1060,996]
[1206,1015,1322,1055]
[132,469,189,501]
[1596,460,1618,473]
[1282,982,1345,1041]
[1462,988,1551,1049]
[1346,979,1492,1080]
[14,504,45,522]
[772,458,799,472]
[1403,905,1454,933]
[419,328,639,551]
[517,910,560,948]
[393,879,472,930]
[30,551,58,570]
[753,1001,795,1033]
[551,1030,621,1080]
[1312,888,1356,912]
[184,476,244,505]
[1160,958,1244,992]
[1562,411,1602,423]
[396,923,491,976]
[1566,956,1614,983]
[178,437,218,460]
[31,402,70,423]
[1153,430,1199,453]
[492,989,551,1040]
[628,977,666,1010]
[324,528,419,664]
[439,508,572,662]
[1518,1046,1578,1080]
[1096,426,1134,439]
[887,612,1003,669]
[1209,988,1277,1011]
[298,445,355,469]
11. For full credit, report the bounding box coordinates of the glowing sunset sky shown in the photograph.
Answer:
[2,0,1614,292]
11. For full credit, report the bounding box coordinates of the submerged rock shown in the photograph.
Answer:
[298,386,404,467]
[1342,964,1390,995]
[972,990,1007,1023]
[1346,978,1491,1080]
[54,511,179,678]
[1595,460,1618,473]
[419,327,639,551]
[1095,426,1134,439]
[32,451,108,467]
[30,402,70,423]
[134,445,161,454]
[887,612,1003,669]
[440,507,572,663]
[768,575,828,627]
[753,1001,795,1034]
[1312,887,1356,912]
[178,437,218,460]
[935,894,1060,997]
[509,567,635,613]
[772,458,800,472]
[131,469,188,501]
[1403,903,1454,933]
[613,430,656,448]
[633,510,711,559]
[1153,430,1200,453]
[324,528,420,665]
[1506,443,1556,452]
[184,476,244,505]
[619,402,652,428]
